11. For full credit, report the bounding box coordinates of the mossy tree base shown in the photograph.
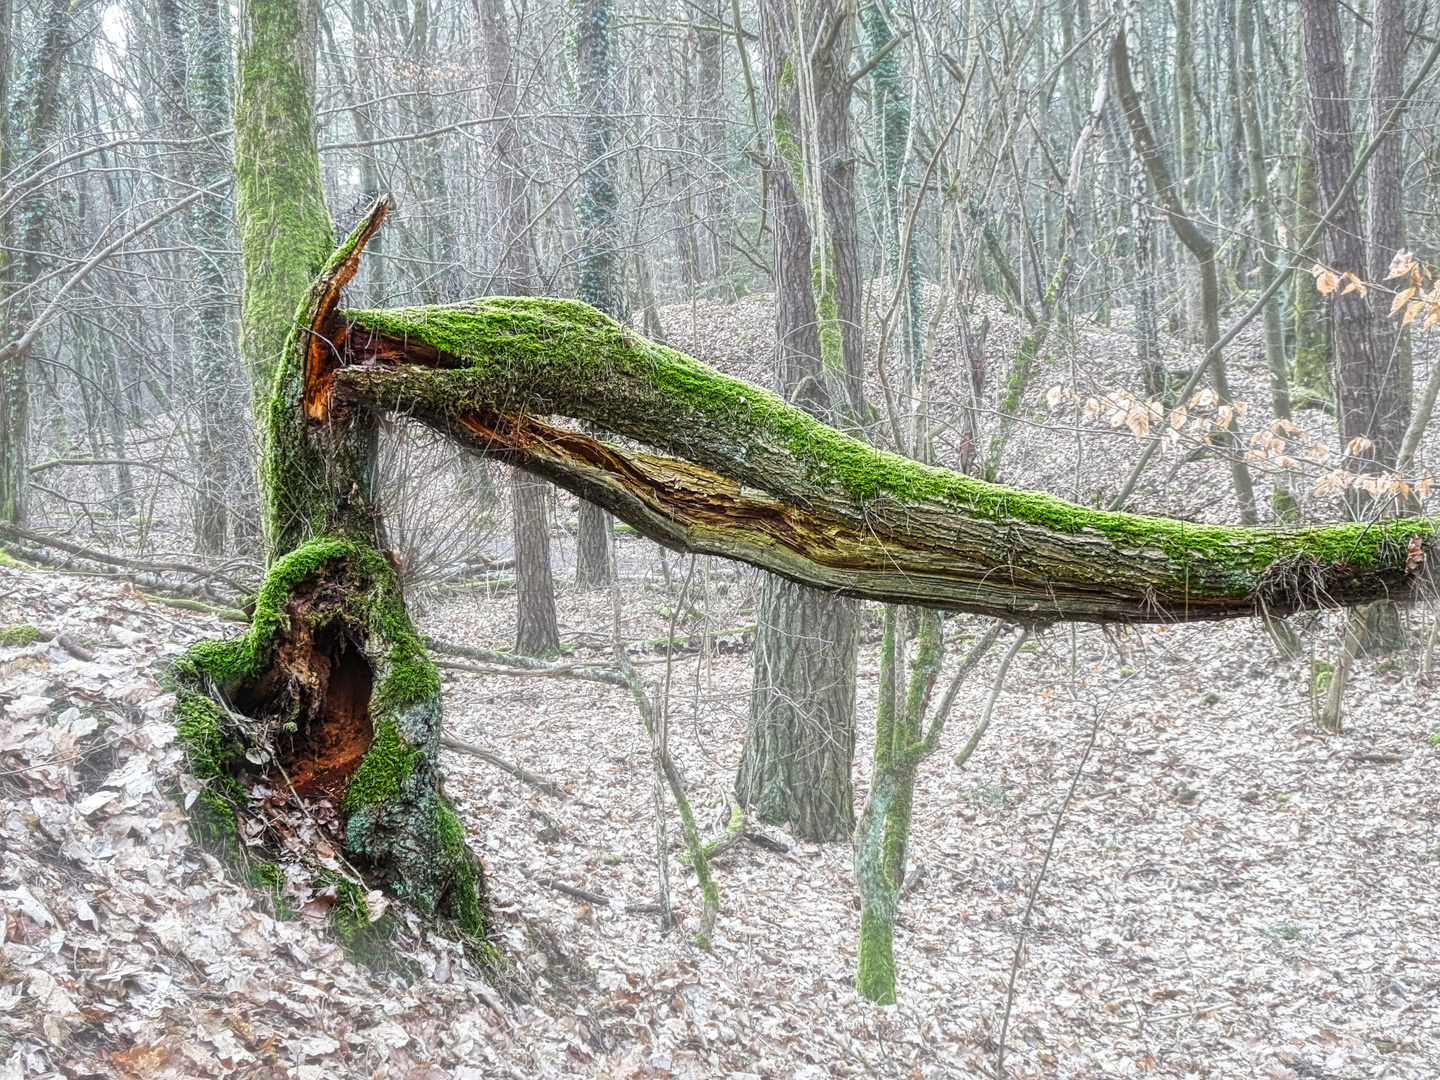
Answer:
[178,202,485,942]
[176,540,485,935]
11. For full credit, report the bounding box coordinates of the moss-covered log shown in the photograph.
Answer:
[318,297,1434,625]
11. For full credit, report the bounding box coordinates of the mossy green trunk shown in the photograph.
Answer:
[178,0,485,942]
[865,1,923,387]
[852,606,942,1003]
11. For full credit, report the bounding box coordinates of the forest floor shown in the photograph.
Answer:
[2,553,1438,1080]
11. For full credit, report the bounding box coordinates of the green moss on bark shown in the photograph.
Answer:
[234,0,333,391]
[434,799,487,937]
[172,684,247,843]
[343,719,423,810]
[343,298,1433,603]
[856,906,898,1005]
[174,537,479,939]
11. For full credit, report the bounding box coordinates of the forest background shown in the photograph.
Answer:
[0,0,1438,1077]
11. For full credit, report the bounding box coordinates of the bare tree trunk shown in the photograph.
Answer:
[1301,0,1403,470]
[1365,0,1409,439]
[473,0,565,628]
[737,575,858,839]
[573,0,618,587]
[1174,0,1203,340]
[0,0,76,524]
[513,468,560,655]
[733,0,860,841]
[1113,27,1259,525]
[1291,132,1330,405]
[1238,0,1291,424]
[1129,137,1163,397]
[1238,0,1297,520]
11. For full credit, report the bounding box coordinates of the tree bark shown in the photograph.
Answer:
[569,0,621,586]
[0,0,79,524]
[1365,0,1409,443]
[185,0,239,554]
[325,297,1433,623]
[865,2,923,410]
[513,468,560,655]
[1291,131,1331,404]
[736,0,861,842]
[737,576,858,840]
[1238,0,1292,425]
[1237,0,1297,521]
[816,7,866,421]
[472,0,567,625]
[1301,0,1404,469]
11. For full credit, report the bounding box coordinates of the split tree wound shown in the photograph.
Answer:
[230,571,376,802]
[302,196,402,425]
[299,284,1434,624]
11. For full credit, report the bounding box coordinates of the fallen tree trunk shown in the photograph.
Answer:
[316,298,1433,624]
[0,518,251,593]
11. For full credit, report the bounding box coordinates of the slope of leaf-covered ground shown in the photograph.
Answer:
[2,553,1438,1079]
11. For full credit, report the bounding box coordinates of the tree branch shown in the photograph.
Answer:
[322,299,1433,624]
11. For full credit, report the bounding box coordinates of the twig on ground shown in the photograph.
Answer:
[439,733,581,802]
[426,636,629,686]
[0,625,97,662]
[518,868,662,914]
[1103,1001,1240,1027]
[995,684,1112,1079]
[0,520,250,593]
[133,591,249,622]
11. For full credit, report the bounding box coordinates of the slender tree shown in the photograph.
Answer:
[1365,0,1409,435]
[1113,25,1259,525]
[0,0,79,524]
[473,0,563,651]
[1300,0,1405,470]
[573,0,619,587]
[179,0,239,553]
